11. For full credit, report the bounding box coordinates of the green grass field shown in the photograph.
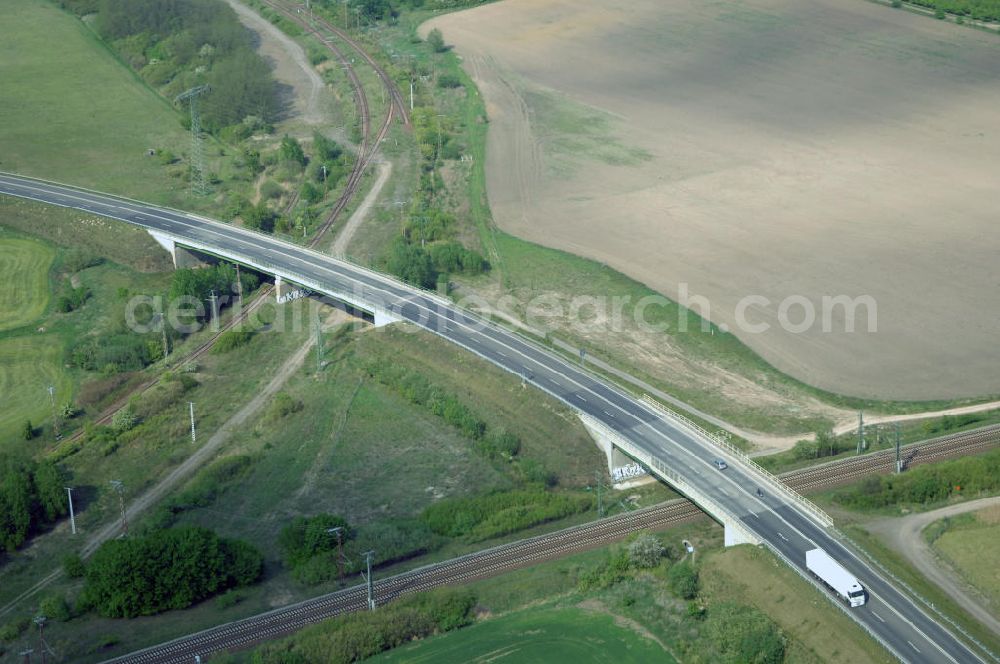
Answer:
[0,236,54,332]
[371,606,675,664]
[932,507,1000,611]
[0,0,194,203]
[0,335,71,442]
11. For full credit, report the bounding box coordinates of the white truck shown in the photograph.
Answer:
[806,548,867,607]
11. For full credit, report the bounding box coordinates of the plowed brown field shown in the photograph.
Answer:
[424,0,1000,400]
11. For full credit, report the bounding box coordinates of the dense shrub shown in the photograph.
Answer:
[0,455,68,552]
[251,588,476,664]
[437,72,462,88]
[279,514,352,569]
[578,549,632,591]
[835,448,1000,509]
[386,237,436,289]
[82,526,262,617]
[111,404,138,433]
[71,333,154,373]
[703,602,785,664]
[628,533,666,568]
[212,327,254,353]
[667,561,700,599]
[422,490,592,542]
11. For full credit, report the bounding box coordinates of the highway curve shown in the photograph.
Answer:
[0,172,989,664]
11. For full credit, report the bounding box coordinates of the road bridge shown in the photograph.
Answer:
[0,172,989,664]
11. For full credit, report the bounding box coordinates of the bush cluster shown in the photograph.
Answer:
[0,455,67,552]
[422,490,592,542]
[835,448,1000,509]
[251,587,476,664]
[81,526,262,617]
[212,327,254,354]
[906,0,1000,21]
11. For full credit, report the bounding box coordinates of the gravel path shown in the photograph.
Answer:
[865,496,1000,636]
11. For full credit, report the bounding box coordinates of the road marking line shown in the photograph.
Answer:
[872,611,885,623]
[752,512,760,519]
[907,640,920,653]
[778,532,789,542]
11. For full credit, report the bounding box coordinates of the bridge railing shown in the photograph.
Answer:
[640,395,834,529]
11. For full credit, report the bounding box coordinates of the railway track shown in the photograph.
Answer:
[782,423,1000,494]
[108,423,1000,663]
[55,287,273,449]
[259,0,406,248]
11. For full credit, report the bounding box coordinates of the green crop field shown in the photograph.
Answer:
[0,236,54,332]
[371,606,676,664]
[0,0,190,203]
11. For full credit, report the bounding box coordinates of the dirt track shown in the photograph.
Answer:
[424,0,1000,400]
[227,0,326,127]
[866,497,1000,636]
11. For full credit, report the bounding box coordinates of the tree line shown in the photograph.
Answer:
[904,0,1000,21]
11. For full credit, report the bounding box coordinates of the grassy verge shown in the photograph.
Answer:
[930,506,1000,611]
[371,604,675,663]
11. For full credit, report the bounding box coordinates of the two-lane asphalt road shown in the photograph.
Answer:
[0,172,987,663]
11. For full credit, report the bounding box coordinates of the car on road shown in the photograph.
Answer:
[713,459,728,470]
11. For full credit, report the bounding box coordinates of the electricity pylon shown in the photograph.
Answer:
[175,85,211,196]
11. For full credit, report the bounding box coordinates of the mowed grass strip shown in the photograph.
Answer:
[370,606,675,664]
[0,0,188,201]
[0,335,71,441]
[0,236,54,332]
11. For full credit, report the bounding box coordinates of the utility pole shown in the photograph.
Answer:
[65,487,76,535]
[33,615,47,664]
[47,386,60,441]
[895,422,902,473]
[328,527,345,581]
[235,264,243,305]
[208,290,219,331]
[174,86,211,196]
[110,480,127,536]
[189,402,197,444]
[314,319,323,373]
[18,649,33,664]
[595,470,605,518]
[856,411,865,455]
[361,550,376,610]
[158,312,169,361]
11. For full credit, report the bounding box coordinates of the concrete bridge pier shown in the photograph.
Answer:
[147,230,206,269]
